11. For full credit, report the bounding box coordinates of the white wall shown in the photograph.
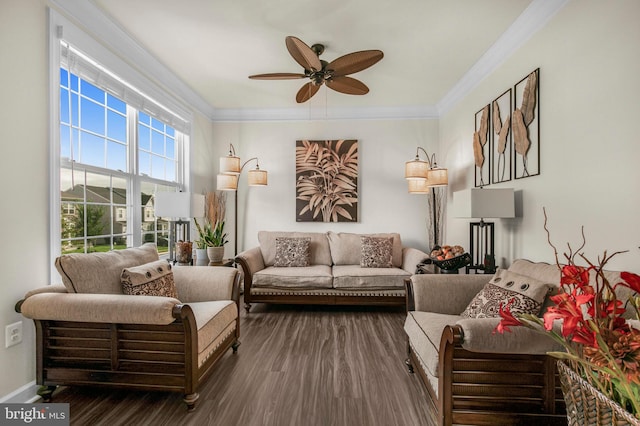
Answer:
[440,0,640,272]
[0,0,49,399]
[212,118,439,255]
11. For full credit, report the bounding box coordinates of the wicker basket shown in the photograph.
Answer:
[557,361,640,426]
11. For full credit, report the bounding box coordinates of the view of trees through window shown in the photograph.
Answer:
[59,66,182,254]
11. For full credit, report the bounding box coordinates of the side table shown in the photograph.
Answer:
[208,258,235,267]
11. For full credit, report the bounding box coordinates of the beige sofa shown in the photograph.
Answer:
[403,259,634,426]
[15,244,241,411]
[236,231,429,311]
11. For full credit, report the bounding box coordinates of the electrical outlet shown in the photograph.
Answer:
[5,321,22,348]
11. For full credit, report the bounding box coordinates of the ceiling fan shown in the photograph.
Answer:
[249,36,384,103]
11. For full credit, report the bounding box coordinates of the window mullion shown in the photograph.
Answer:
[128,106,141,248]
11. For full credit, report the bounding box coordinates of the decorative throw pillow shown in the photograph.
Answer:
[361,236,393,268]
[121,259,178,298]
[274,237,311,267]
[461,269,552,318]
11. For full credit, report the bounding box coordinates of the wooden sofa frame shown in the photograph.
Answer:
[405,281,566,426]
[15,274,241,411]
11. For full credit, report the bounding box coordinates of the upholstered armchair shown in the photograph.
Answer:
[15,244,241,411]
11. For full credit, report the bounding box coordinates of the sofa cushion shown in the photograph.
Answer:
[253,265,333,289]
[55,243,159,294]
[274,237,311,267]
[332,265,410,289]
[327,231,403,267]
[360,236,393,268]
[259,231,332,266]
[121,260,178,299]
[461,269,552,318]
[404,311,462,378]
[188,301,237,367]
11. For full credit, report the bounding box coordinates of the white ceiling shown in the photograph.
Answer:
[83,0,563,118]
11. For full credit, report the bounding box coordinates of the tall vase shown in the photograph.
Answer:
[206,246,225,264]
[194,248,208,266]
[557,361,640,426]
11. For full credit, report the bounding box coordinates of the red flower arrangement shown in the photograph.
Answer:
[495,213,640,417]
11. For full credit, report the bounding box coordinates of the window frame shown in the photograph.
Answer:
[49,10,194,279]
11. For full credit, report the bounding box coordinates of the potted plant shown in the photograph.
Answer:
[495,212,640,424]
[194,218,228,263]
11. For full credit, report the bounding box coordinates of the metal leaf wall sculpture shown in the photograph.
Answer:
[474,105,490,187]
[514,69,540,179]
[493,97,511,183]
[295,140,358,222]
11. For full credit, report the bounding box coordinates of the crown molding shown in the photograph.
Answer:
[436,0,569,116]
[210,105,439,122]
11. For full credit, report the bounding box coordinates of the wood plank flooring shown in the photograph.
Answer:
[48,298,435,426]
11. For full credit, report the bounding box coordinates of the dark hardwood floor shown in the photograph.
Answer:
[48,297,434,426]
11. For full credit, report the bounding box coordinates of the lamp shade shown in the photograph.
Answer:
[248,168,268,186]
[405,158,430,180]
[217,173,238,191]
[154,192,205,218]
[408,179,431,194]
[428,167,448,187]
[453,188,515,218]
[219,155,241,174]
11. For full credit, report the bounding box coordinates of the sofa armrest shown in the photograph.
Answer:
[401,247,429,274]
[18,293,180,325]
[408,274,492,314]
[173,266,240,304]
[456,317,565,354]
[235,246,265,294]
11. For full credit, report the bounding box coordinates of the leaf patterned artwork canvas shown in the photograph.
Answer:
[296,139,358,222]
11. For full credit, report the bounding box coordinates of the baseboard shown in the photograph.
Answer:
[0,381,39,403]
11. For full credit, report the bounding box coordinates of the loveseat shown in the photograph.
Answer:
[236,231,428,311]
[403,259,635,425]
[15,244,241,411]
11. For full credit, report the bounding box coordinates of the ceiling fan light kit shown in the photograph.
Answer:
[249,36,383,103]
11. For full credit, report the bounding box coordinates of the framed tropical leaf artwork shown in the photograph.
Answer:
[296,139,358,222]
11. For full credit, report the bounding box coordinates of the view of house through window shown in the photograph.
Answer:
[58,62,184,255]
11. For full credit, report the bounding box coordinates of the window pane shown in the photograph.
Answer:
[139,111,150,125]
[81,80,104,103]
[113,206,127,236]
[107,141,126,171]
[80,98,105,135]
[107,94,126,114]
[87,237,110,252]
[60,125,71,159]
[60,68,69,88]
[70,73,78,91]
[60,88,70,123]
[166,127,175,137]
[71,93,79,126]
[85,204,110,237]
[112,177,127,204]
[151,130,164,155]
[151,155,164,179]
[151,117,164,131]
[60,168,83,202]
[157,231,169,253]
[80,131,105,167]
[139,151,150,176]
[166,137,175,160]
[166,159,176,182]
[138,124,150,151]
[85,172,112,202]
[107,110,126,142]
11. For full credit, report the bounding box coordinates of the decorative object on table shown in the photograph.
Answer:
[491,88,512,184]
[513,68,540,179]
[428,245,471,274]
[495,211,640,423]
[453,187,515,274]
[296,140,358,223]
[474,104,490,187]
[194,219,228,264]
[404,146,448,249]
[217,144,268,255]
[248,36,383,103]
[174,241,193,265]
[153,192,205,264]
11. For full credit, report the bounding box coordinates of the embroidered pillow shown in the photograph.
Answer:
[121,259,178,298]
[361,236,393,268]
[274,237,311,267]
[461,269,552,318]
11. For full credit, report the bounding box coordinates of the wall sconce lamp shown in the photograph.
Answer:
[216,143,268,255]
[405,146,448,247]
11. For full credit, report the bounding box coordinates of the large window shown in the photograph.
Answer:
[57,43,188,255]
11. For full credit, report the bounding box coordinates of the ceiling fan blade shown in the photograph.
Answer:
[286,36,322,72]
[327,50,384,77]
[326,76,369,95]
[296,82,321,103]
[249,73,306,80]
